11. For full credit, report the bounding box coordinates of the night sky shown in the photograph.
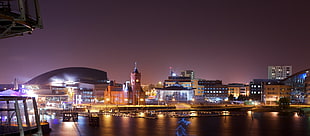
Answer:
[1,0,310,84]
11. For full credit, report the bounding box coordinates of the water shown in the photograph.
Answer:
[45,112,310,136]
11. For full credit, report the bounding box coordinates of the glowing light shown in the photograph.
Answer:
[247,110,253,115]
[270,112,277,117]
[222,111,230,116]
[139,112,145,117]
[64,80,78,85]
[157,114,164,118]
[190,111,197,116]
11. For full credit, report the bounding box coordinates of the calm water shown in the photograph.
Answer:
[45,112,310,136]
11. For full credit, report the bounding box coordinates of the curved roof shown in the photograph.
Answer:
[283,68,310,81]
[26,67,108,85]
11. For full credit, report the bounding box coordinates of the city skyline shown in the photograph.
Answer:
[1,0,310,84]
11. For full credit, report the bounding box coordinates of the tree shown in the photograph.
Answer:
[278,97,290,109]
[237,95,247,101]
[228,94,234,101]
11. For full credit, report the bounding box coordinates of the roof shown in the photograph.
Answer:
[26,67,108,85]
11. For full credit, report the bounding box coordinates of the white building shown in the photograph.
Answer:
[268,66,292,80]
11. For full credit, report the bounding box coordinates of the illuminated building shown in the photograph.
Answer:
[130,63,145,105]
[282,69,310,104]
[268,66,292,80]
[264,84,291,104]
[164,69,229,102]
[104,81,129,105]
[195,80,228,102]
[227,83,249,99]
[249,79,281,102]
[103,64,146,105]
[180,70,195,79]
[201,84,228,102]
[24,67,109,108]
[155,84,194,104]
[164,69,200,96]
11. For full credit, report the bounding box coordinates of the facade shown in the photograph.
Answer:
[164,70,207,97]
[180,70,195,79]
[197,80,228,102]
[164,69,229,102]
[130,65,145,105]
[202,85,228,102]
[94,84,109,101]
[104,81,129,105]
[156,84,194,104]
[268,66,292,80]
[249,79,281,102]
[227,83,249,100]
[305,76,310,104]
[103,65,146,105]
[23,67,110,108]
[264,84,291,104]
[282,69,310,104]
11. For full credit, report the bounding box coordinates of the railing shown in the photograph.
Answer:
[0,96,42,136]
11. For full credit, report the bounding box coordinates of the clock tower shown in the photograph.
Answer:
[131,62,145,105]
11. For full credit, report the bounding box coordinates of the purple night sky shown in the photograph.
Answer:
[1,0,310,84]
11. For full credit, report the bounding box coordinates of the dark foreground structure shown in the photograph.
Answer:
[0,0,42,38]
[0,96,42,136]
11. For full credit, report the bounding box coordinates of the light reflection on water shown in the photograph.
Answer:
[45,112,310,136]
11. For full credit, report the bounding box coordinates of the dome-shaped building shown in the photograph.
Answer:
[26,67,108,85]
[24,67,109,108]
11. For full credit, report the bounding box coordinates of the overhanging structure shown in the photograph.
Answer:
[0,0,42,39]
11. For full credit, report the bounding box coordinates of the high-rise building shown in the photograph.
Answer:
[181,70,195,79]
[268,66,292,80]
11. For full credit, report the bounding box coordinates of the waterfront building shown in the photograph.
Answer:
[264,84,291,104]
[130,63,145,105]
[104,81,129,105]
[227,83,249,100]
[202,85,228,102]
[164,69,204,97]
[23,67,109,108]
[305,75,310,104]
[164,69,229,102]
[196,80,228,102]
[155,84,194,104]
[282,69,310,104]
[249,79,281,102]
[268,66,292,80]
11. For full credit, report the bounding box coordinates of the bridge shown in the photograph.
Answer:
[0,0,42,39]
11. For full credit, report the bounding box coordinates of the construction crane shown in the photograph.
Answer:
[0,0,42,39]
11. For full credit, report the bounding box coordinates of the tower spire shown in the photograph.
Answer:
[134,62,139,73]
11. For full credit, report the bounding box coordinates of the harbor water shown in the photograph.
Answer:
[44,111,310,136]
